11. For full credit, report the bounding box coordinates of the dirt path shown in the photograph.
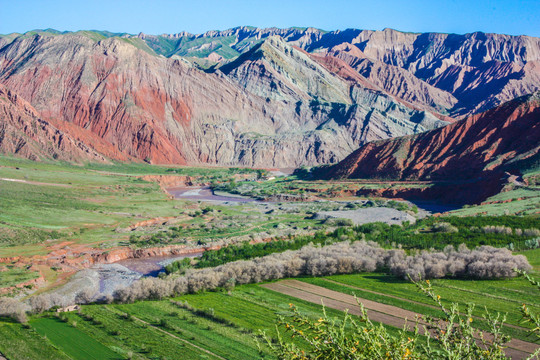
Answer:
[105,307,226,360]
[262,279,539,359]
[0,177,72,187]
[322,278,532,332]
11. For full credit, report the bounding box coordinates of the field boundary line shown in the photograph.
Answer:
[320,278,532,332]
[435,283,539,307]
[263,280,539,359]
[104,307,226,360]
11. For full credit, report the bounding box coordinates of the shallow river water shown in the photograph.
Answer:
[115,253,201,277]
[167,186,258,203]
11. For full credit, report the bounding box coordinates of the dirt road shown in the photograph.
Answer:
[0,177,72,187]
[261,279,539,359]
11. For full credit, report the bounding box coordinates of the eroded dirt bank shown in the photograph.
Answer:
[0,244,217,271]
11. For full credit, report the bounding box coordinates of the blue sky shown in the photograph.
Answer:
[1,0,539,37]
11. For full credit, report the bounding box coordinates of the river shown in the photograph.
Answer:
[114,252,201,276]
[167,186,258,203]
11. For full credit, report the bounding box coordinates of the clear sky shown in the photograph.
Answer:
[1,0,539,37]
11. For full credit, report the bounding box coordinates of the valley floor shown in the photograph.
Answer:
[0,155,539,359]
[1,250,539,359]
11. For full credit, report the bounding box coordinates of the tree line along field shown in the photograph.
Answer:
[163,215,540,276]
[0,247,538,360]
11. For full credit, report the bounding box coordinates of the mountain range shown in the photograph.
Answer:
[0,26,539,167]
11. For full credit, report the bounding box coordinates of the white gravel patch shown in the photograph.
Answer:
[317,207,416,225]
[51,264,142,302]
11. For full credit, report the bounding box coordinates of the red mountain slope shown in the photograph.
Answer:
[326,92,540,181]
[0,84,106,162]
[0,34,448,166]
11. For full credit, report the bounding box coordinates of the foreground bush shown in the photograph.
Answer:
[262,280,513,360]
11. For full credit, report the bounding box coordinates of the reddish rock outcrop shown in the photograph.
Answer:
[323,92,540,204]
[0,83,107,162]
[0,33,449,167]
[1,28,539,167]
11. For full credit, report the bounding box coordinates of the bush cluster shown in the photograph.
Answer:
[112,241,530,304]
[390,244,531,281]
[1,241,532,320]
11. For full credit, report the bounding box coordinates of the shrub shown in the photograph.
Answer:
[524,228,540,237]
[263,280,512,359]
[482,225,513,235]
[112,241,531,303]
[390,244,531,281]
[524,238,540,249]
[432,222,459,233]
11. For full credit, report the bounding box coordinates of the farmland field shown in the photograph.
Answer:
[1,246,539,360]
[31,317,121,360]
[0,156,539,359]
[0,266,39,289]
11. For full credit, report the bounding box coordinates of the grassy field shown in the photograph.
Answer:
[0,157,181,250]
[1,250,539,360]
[518,248,540,270]
[31,317,121,360]
[0,266,40,289]
[0,319,71,360]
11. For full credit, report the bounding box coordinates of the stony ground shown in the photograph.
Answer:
[316,207,416,225]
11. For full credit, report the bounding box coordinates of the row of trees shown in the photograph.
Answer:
[390,244,531,280]
[0,240,532,321]
[112,241,530,304]
[165,216,540,274]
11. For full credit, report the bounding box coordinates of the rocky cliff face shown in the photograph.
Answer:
[135,27,540,118]
[324,92,540,182]
[0,32,447,166]
[0,83,106,162]
[319,30,540,118]
[0,27,539,167]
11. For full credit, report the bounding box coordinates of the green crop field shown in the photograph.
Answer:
[31,317,121,360]
[0,320,71,360]
[0,266,39,289]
